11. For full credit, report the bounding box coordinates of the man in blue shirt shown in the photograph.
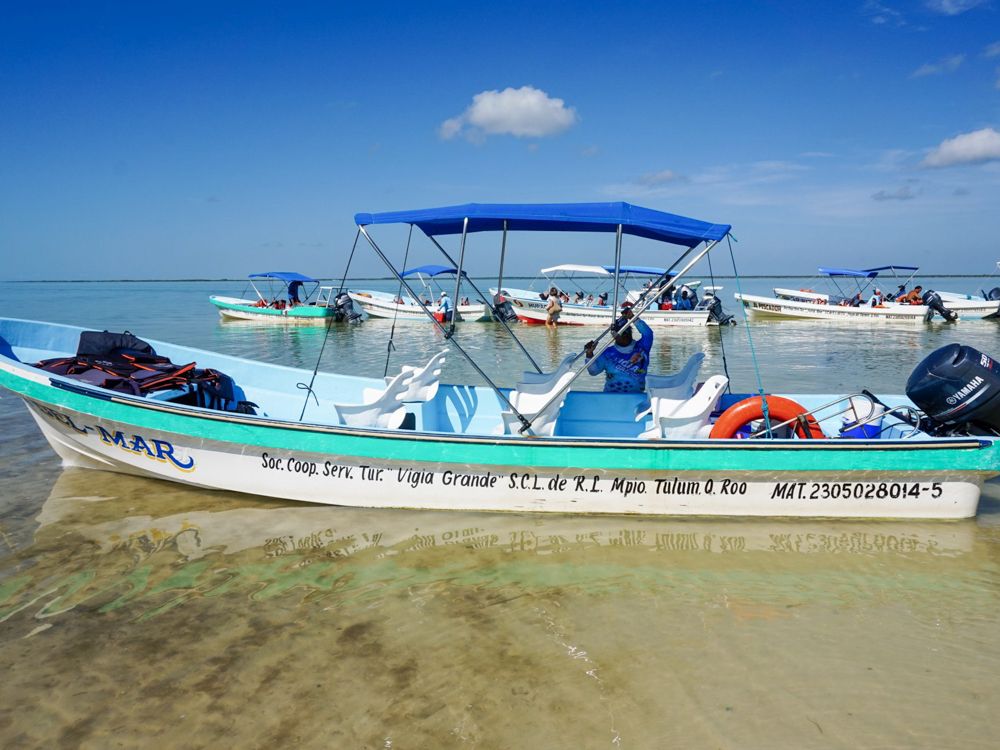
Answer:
[437,291,453,322]
[583,305,654,393]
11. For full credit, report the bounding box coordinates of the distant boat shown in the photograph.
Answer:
[735,265,1000,322]
[494,264,732,326]
[209,272,358,323]
[349,265,492,322]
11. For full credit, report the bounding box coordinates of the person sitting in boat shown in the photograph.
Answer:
[287,280,305,306]
[900,285,924,304]
[887,283,906,301]
[585,293,595,306]
[461,296,470,306]
[437,291,453,322]
[583,305,653,394]
[595,292,609,307]
[560,291,571,305]
[675,290,695,311]
[869,288,885,307]
[574,291,585,305]
[680,284,698,306]
[849,292,863,307]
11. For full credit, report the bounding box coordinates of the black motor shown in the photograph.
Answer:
[334,292,362,322]
[492,294,519,323]
[697,294,736,326]
[921,289,957,322]
[906,344,1000,434]
[981,286,1000,302]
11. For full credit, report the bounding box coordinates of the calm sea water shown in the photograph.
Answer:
[2,277,1000,748]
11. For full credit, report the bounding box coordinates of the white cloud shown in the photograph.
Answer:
[872,185,918,201]
[636,169,687,186]
[911,54,965,77]
[922,128,1000,167]
[924,0,987,15]
[984,41,1000,58]
[438,86,578,141]
[863,1,906,26]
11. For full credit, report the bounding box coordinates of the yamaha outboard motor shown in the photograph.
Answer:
[334,292,362,322]
[906,344,1000,435]
[921,289,957,322]
[492,294,518,323]
[696,294,736,326]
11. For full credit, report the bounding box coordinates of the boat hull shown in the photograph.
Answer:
[502,294,713,326]
[209,296,343,324]
[736,293,1000,322]
[348,292,491,321]
[2,317,997,519]
[4,380,989,520]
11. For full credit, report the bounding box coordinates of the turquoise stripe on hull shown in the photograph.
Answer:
[210,297,337,319]
[3,369,997,476]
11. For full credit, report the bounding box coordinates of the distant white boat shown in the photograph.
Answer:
[349,265,491,322]
[494,264,731,326]
[736,265,1000,322]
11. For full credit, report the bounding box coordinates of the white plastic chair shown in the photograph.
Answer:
[640,375,728,439]
[635,352,705,420]
[500,369,577,437]
[333,369,416,429]
[384,349,448,402]
[518,353,580,385]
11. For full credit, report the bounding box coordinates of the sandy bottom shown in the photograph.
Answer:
[1,456,999,748]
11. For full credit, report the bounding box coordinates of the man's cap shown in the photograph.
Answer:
[439,291,447,297]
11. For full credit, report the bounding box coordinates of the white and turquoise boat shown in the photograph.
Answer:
[3,203,1000,518]
[209,271,357,323]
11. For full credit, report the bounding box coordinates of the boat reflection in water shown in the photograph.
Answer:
[4,471,1000,748]
[5,470,985,627]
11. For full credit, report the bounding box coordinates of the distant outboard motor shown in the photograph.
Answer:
[981,286,1000,302]
[493,299,518,323]
[921,289,957,322]
[334,292,362,322]
[697,294,736,326]
[906,344,1000,435]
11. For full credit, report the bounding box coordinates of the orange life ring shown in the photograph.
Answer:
[709,395,825,439]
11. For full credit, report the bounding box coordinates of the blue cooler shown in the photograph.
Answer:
[839,417,883,439]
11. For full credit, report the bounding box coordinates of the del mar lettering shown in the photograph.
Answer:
[96,426,195,471]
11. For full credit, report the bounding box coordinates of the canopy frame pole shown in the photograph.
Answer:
[610,224,623,317]
[496,220,508,305]
[425,235,542,373]
[449,217,470,336]
[357,225,533,429]
[516,238,722,434]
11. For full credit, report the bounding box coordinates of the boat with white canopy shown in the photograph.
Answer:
[494,264,730,326]
[3,202,1000,518]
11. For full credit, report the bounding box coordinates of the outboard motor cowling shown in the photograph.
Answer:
[983,286,1000,302]
[921,290,957,322]
[334,292,362,322]
[906,344,1000,434]
[697,295,736,326]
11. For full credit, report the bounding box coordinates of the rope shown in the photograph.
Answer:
[383,224,413,377]
[298,229,360,422]
[727,234,772,437]
[706,249,732,391]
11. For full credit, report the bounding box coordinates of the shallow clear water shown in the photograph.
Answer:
[2,278,1000,747]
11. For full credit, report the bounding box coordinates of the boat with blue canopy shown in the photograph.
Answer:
[349,264,492,322]
[209,271,359,323]
[736,263,1000,322]
[3,201,1000,518]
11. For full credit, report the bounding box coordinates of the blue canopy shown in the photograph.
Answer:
[818,267,879,278]
[355,202,730,248]
[401,265,462,278]
[863,265,919,274]
[601,264,669,276]
[249,271,318,283]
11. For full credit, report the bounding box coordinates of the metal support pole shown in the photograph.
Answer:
[357,225,532,428]
[610,224,623,317]
[496,220,508,304]
[450,217,469,336]
[427,235,542,373]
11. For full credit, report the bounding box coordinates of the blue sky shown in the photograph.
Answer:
[2,1,1000,279]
